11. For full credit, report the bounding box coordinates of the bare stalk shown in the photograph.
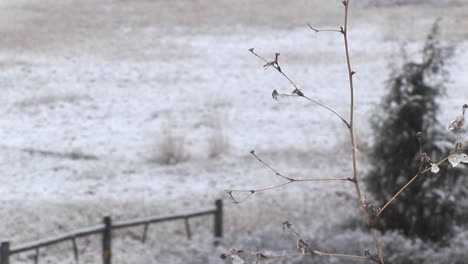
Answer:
[224,222,380,263]
[225,150,352,203]
[308,24,342,33]
[313,251,373,260]
[249,49,350,127]
[378,143,468,216]
[250,150,292,181]
[341,0,384,262]
[225,250,374,263]
[226,1,390,262]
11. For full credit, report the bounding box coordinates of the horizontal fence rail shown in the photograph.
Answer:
[112,209,216,230]
[10,225,105,254]
[0,199,223,264]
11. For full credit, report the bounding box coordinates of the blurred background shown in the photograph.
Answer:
[0,0,467,263]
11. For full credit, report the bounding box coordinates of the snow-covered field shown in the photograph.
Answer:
[0,1,467,263]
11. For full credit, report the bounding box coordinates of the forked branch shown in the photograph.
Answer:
[221,221,380,263]
[221,249,376,264]
[224,150,353,203]
[378,142,468,216]
[249,49,350,128]
[307,24,343,33]
[338,0,385,262]
[227,0,387,263]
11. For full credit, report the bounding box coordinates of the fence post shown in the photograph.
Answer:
[214,199,223,245]
[72,237,79,264]
[34,248,39,264]
[0,242,10,264]
[102,216,112,264]
[141,223,149,243]
[184,217,192,240]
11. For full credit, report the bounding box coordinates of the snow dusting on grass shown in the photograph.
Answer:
[0,1,467,263]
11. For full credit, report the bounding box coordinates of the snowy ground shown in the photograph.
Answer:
[0,1,467,263]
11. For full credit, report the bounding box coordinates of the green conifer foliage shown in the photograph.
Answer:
[365,21,463,242]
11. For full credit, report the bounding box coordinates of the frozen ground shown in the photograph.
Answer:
[0,1,467,263]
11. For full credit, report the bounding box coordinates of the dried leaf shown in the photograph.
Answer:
[231,254,245,264]
[430,163,440,173]
[282,221,292,233]
[448,116,464,131]
[230,249,244,255]
[256,252,268,260]
[454,142,464,151]
[448,153,468,167]
[420,153,431,163]
[297,238,311,254]
[416,131,422,139]
[272,90,279,101]
[292,88,304,97]
[365,203,381,221]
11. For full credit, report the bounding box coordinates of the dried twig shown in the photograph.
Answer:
[222,221,379,263]
[307,24,343,33]
[378,142,468,216]
[224,151,353,203]
[250,150,292,181]
[222,249,372,263]
[227,1,389,263]
[249,49,350,128]
[336,1,384,262]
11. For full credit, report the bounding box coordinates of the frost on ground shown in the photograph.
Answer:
[0,0,467,263]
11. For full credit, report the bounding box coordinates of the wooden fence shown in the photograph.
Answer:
[0,199,223,264]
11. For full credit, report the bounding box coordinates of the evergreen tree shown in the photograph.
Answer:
[365,21,463,242]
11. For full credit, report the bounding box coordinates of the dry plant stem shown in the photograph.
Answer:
[251,151,292,181]
[250,151,351,182]
[341,1,384,263]
[313,251,371,260]
[301,94,350,127]
[227,178,351,193]
[378,143,468,216]
[234,250,373,262]
[308,24,342,33]
[225,151,352,203]
[225,178,351,203]
[249,50,349,127]
[235,1,385,262]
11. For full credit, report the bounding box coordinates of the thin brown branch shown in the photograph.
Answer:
[250,150,292,181]
[226,181,292,195]
[224,190,255,204]
[341,0,384,263]
[225,150,354,203]
[378,143,468,216]
[250,150,353,183]
[226,223,379,263]
[225,177,351,203]
[377,172,420,216]
[302,94,350,128]
[225,249,373,263]
[313,250,374,261]
[368,229,384,263]
[295,177,352,182]
[282,221,315,255]
[249,49,350,127]
[307,24,342,33]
